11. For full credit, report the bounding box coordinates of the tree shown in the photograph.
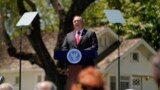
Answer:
[122,0,160,50]
[1,0,95,90]
[0,11,3,47]
[2,0,160,89]
[81,0,160,50]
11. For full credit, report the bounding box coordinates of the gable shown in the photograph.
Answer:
[90,26,118,54]
[106,49,153,76]
[136,44,155,60]
[97,38,156,73]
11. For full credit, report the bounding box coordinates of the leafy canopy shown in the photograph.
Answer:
[2,0,160,50]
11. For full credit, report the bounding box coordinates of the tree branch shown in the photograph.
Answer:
[49,0,66,49]
[7,47,43,67]
[67,0,95,19]
[17,0,28,15]
[25,0,36,11]
[0,11,43,67]
[0,12,3,46]
[50,0,65,19]
[17,0,59,84]
[108,0,122,9]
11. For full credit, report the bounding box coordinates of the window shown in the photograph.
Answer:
[100,37,105,47]
[120,76,130,90]
[132,52,139,62]
[110,76,116,90]
[132,76,141,90]
[37,75,43,83]
[99,35,108,47]
[132,78,140,86]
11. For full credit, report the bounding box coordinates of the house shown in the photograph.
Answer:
[0,26,157,90]
[97,38,157,90]
[0,32,56,90]
[0,63,45,90]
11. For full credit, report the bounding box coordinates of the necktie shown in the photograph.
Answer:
[76,31,80,45]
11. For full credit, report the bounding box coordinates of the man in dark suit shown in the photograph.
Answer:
[61,16,98,90]
[61,16,98,66]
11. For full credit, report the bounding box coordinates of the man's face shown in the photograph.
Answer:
[73,16,83,30]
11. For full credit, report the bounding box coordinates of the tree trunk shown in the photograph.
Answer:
[3,0,96,89]
[0,12,2,44]
[16,0,60,85]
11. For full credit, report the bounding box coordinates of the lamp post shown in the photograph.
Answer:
[16,12,38,90]
[104,10,125,90]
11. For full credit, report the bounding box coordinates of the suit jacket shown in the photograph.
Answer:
[61,29,98,51]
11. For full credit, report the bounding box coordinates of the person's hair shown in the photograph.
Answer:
[71,66,107,90]
[0,83,14,90]
[35,81,57,90]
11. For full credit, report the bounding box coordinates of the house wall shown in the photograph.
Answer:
[97,29,117,54]
[105,49,157,90]
[0,70,45,90]
[109,50,152,75]
[142,77,156,90]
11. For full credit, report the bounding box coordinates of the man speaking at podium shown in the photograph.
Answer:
[61,15,98,66]
[61,15,98,89]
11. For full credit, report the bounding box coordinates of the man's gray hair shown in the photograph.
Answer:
[0,83,14,90]
[35,81,57,90]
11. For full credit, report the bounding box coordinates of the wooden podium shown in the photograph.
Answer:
[54,49,97,90]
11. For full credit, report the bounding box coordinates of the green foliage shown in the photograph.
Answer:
[82,0,160,50]
[119,1,160,50]
[82,0,108,27]
[61,0,71,11]
[34,0,59,32]
[2,0,160,50]
[1,0,19,36]
[1,0,59,38]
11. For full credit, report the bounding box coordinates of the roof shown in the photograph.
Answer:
[89,26,118,39]
[97,38,151,71]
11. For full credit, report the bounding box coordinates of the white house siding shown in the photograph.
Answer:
[97,29,118,54]
[0,70,45,90]
[105,49,157,90]
[142,77,156,90]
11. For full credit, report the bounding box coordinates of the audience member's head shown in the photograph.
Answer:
[71,66,108,90]
[152,51,160,87]
[0,83,14,90]
[35,81,57,90]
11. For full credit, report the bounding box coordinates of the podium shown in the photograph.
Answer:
[54,49,97,65]
[54,49,97,89]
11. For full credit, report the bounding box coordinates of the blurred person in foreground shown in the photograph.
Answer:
[0,83,14,90]
[152,51,160,90]
[35,81,57,90]
[71,66,108,90]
